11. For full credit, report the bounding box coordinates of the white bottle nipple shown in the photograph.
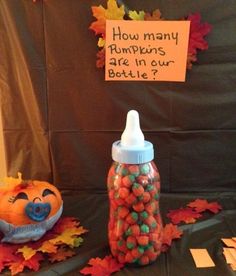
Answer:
[121,110,144,147]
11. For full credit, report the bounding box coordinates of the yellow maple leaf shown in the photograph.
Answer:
[17,245,37,260]
[129,10,145,20]
[49,226,88,247]
[38,241,57,254]
[105,0,125,20]
[98,37,106,48]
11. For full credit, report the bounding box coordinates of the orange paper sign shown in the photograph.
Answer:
[105,20,190,82]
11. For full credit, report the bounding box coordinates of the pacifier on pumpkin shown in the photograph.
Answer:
[25,201,51,222]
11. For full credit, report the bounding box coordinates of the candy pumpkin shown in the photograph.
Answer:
[0,173,63,243]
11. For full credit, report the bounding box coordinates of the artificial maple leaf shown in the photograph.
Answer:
[52,217,80,234]
[96,48,106,68]
[167,207,202,224]
[90,6,106,36]
[162,223,183,246]
[8,253,44,276]
[187,199,222,214]
[17,245,37,260]
[48,247,76,263]
[187,13,212,55]
[129,10,145,21]
[98,37,106,48]
[0,244,18,273]
[144,9,163,21]
[90,0,125,36]
[80,255,124,276]
[50,226,88,246]
[38,240,58,254]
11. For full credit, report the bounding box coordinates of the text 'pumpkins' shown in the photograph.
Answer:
[0,173,63,243]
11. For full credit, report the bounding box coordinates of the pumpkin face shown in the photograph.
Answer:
[0,180,63,226]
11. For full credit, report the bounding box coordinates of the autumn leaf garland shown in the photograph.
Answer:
[90,0,212,70]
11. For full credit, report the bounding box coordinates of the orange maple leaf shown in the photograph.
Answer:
[162,223,183,246]
[167,207,202,224]
[144,9,163,21]
[48,247,75,263]
[89,0,125,36]
[80,255,124,276]
[38,240,58,254]
[187,199,222,214]
[8,253,44,275]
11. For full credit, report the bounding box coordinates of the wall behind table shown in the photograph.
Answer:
[0,0,235,192]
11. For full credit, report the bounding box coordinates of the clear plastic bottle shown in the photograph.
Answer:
[107,110,163,266]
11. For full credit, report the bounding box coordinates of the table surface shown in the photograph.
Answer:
[3,192,236,276]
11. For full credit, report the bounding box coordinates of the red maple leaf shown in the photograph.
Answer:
[0,244,19,273]
[162,223,183,246]
[167,207,202,224]
[80,255,124,276]
[96,48,106,68]
[187,199,222,214]
[187,13,212,55]
[8,253,44,275]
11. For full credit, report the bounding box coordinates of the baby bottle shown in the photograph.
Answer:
[107,110,163,266]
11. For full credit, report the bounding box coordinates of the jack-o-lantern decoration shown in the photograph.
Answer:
[0,173,63,243]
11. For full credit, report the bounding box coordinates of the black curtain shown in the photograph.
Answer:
[0,0,236,193]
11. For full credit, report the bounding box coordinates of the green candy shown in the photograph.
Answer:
[138,246,145,254]
[140,211,148,219]
[140,224,150,233]
[127,242,135,249]
[131,212,138,221]
[140,164,150,175]
[146,184,154,191]
[121,167,129,176]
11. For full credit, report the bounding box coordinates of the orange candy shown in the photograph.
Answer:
[132,183,144,197]
[128,165,140,176]
[122,175,135,188]
[118,187,130,199]
[131,247,144,258]
[145,201,157,214]
[125,193,137,205]
[126,236,137,249]
[145,215,157,229]
[126,212,138,224]
[139,255,150,265]
[125,251,135,263]
[137,235,149,246]
[118,206,129,219]
[142,192,151,203]
[133,201,145,212]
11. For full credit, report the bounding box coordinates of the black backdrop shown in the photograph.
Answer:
[1,1,236,275]
[0,0,236,192]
